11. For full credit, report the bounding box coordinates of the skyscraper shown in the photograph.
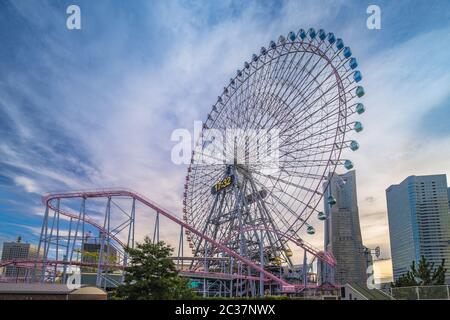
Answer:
[386,174,450,282]
[447,188,450,212]
[323,170,368,285]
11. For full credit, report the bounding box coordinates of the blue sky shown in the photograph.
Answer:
[1,0,450,267]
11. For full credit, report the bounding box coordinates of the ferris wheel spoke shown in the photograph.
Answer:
[233,50,303,151]
[245,175,295,266]
[258,44,342,131]
[243,71,342,156]
[184,29,365,274]
[275,59,351,135]
[250,169,323,197]
[285,68,358,133]
[281,116,346,150]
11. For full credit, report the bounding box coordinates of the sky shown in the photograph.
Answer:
[1,0,450,280]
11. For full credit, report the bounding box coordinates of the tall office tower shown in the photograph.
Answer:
[1,237,38,278]
[386,174,450,282]
[448,188,450,211]
[323,170,368,285]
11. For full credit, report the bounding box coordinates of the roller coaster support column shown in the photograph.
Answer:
[61,216,73,283]
[153,211,160,244]
[122,197,136,283]
[68,197,86,279]
[41,199,60,282]
[33,205,49,282]
[177,225,184,269]
[96,196,111,287]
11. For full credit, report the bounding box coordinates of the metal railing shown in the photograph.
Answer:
[391,285,450,300]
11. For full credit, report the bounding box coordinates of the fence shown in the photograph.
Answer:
[391,285,450,300]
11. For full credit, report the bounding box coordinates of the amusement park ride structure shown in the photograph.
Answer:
[0,27,365,297]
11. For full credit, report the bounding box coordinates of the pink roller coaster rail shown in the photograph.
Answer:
[41,189,297,292]
[0,260,263,282]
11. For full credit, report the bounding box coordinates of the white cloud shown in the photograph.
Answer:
[13,176,40,194]
[1,1,450,274]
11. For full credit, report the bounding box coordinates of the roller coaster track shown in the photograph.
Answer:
[41,189,297,292]
[0,260,263,282]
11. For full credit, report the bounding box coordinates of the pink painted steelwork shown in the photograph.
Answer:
[42,189,297,291]
[220,227,337,267]
[0,259,264,282]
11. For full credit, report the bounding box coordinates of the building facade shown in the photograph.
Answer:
[1,237,39,279]
[323,170,368,285]
[386,174,450,282]
[81,232,117,272]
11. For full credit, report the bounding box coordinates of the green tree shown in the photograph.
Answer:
[393,256,447,287]
[114,237,196,300]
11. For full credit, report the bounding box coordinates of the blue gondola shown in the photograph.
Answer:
[354,121,363,132]
[356,86,365,97]
[344,160,354,170]
[327,195,337,205]
[356,103,365,114]
[353,71,362,83]
[343,47,352,58]
[288,31,296,41]
[299,29,307,40]
[328,32,336,44]
[350,140,359,151]
[317,211,327,221]
[318,29,326,40]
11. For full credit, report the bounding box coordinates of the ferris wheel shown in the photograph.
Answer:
[182,28,365,269]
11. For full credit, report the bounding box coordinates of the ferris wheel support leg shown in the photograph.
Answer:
[230,169,249,263]
[189,193,220,270]
[233,174,247,297]
[229,257,234,298]
[259,230,265,297]
[248,176,295,267]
